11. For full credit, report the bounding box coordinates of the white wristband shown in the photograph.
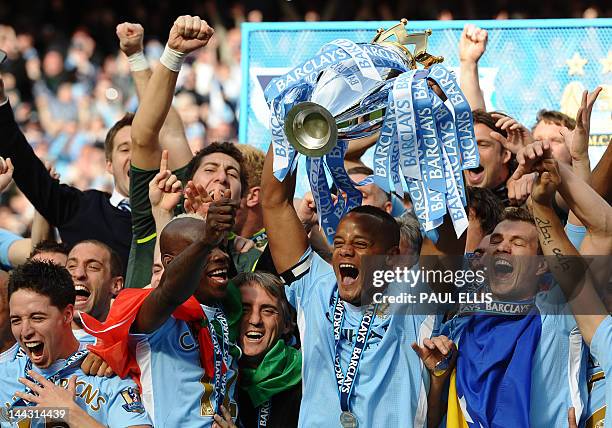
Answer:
[127,52,149,72]
[159,44,186,73]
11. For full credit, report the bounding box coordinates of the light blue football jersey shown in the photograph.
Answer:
[0,354,151,427]
[0,344,20,364]
[73,327,96,346]
[128,305,240,428]
[284,249,436,428]
[443,285,588,427]
[588,316,612,428]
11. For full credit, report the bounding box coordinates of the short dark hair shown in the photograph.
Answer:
[185,142,248,197]
[467,187,504,235]
[30,241,69,259]
[472,109,507,140]
[347,166,374,176]
[501,206,535,225]
[347,205,400,247]
[472,109,517,173]
[535,110,576,131]
[72,240,123,278]
[104,113,134,161]
[499,206,542,253]
[8,260,75,309]
[347,166,391,202]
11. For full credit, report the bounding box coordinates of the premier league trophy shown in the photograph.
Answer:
[264,20,480,244]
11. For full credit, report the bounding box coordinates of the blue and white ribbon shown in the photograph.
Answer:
[307,156,338,240]
[327,39,382,82]
[393,70,420,181]
[326,140,363,230]
[265,38,478,242]
[427,64,479,170]
[412,71,446,194]
[431,92,467,206]
[372,94,396,194]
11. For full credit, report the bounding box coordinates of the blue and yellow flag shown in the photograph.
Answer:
[446,311,542,428]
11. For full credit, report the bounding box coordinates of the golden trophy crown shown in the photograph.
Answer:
[285,19,444,157]
[372,18,444,69]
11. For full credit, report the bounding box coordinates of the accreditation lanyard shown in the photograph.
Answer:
[13,349,89,407]
[332,292,377,413]
[257,400,272,428]
[208,306,230,415]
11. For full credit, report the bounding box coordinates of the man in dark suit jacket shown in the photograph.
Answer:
[0,76,132,273]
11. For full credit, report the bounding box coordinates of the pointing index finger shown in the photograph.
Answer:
[159,150,169,172]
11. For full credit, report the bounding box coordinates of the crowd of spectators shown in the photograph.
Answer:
[0,0,607,234]
[0,8,609,427]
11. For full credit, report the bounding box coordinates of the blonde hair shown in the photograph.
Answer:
[238,145,265,189]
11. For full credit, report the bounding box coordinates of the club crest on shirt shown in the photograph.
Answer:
[120,387,145,414]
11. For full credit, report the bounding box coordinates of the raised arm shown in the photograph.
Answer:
[132,194,237,334]
[515,141,612,252]
[0,81,83,226]
[458,24,487,111]
[129,16,213,171]
[344,134,378,170]
[149,150,183,272]
[261,145,309,273]
[590,135,612,205]
[555,161,612,255]
[30,162,61,250]
[558,87,603,198]
[530,159,607,345]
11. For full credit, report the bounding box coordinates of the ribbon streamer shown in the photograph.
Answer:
[266,39,478,243]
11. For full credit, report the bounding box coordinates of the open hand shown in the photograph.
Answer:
[213,405,237,428]
[568,87,602,164]
[184,181,214,218]
[490,113,534,155]
[15,371,80,411]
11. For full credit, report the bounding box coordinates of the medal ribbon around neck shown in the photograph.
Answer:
[12,349,89,408]
[208,306,230,415]
[332,291,378,418]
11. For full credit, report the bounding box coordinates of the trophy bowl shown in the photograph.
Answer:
[279,21,443,157]
[284,102,338,157]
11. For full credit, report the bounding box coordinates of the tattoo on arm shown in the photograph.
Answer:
[551,247,571,272]
[535,217,554,246]
[535,216,571,272]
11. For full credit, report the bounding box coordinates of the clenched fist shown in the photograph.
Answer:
[459,24,488,63]
[116,22,145,57]
[168,15,214,55]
